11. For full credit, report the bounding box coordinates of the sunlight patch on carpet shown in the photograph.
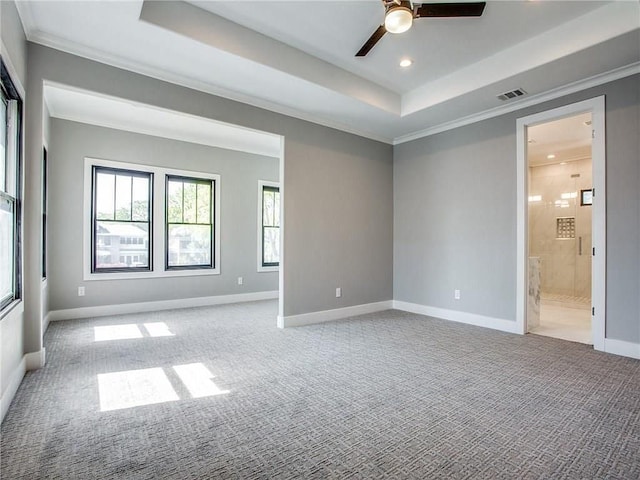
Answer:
[98,367,179,411]
[98,363,228,411]
[94,324,143,342]
[173,363,230,398]
[143,322,175,337]
[94,322,175,341]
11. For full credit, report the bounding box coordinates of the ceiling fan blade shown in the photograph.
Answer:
[356,25,387,57]
[416,2,486,18]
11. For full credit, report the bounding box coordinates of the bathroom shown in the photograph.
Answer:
[526,113,593,344]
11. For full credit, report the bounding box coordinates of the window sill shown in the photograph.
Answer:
[83,268,220,281]
[257,266,279,273]
[1,299,23,321]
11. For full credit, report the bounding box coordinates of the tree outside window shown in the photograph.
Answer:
[262,185,280,267]
[166,175,214,269]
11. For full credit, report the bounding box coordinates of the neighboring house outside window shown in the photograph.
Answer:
[92,166,152,273]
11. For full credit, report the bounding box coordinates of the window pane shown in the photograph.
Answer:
[274,190,281,227]
[263,227,279,265]
[1,63,22,308]
[0,197,14,301]
[183,182,197,224]
[96,221,149,269]
[263,190,274,226]
[167,179,183,223]
[95,172,115,220]
[167,224,211,267]
[196,183,211,224]
[0,97,6,192]
[131,176,149,221]
[115,175,132,221]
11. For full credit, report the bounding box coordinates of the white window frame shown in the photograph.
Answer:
[257,180,280,273]
[83,157,221,281]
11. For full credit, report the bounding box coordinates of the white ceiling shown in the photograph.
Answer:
[43,83,282,157]
[528,112,592,166]
[16,1,640,144]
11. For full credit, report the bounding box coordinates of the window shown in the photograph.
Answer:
[259,181,280,270]
[42,147,47,279]
[1,60,22,312]
[166,175,214,269]
[84,158,220,280]
[92,166,152,273]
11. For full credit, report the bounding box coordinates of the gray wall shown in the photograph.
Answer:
[48,119,279,310]
[0,0,27,410]
[394,74,640,343]
[1,0,27,83]
[24,43,393,348]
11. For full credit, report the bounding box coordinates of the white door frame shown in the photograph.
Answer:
[515,96,606,351]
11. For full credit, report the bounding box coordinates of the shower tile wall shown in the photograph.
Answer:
[529,159,592,299]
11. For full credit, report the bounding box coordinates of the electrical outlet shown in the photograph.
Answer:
[237,277,243,286]
[336,287,342,298]
[454,289,461,300]
[78,286,85,297]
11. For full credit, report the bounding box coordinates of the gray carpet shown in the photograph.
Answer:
[1,300,639,479]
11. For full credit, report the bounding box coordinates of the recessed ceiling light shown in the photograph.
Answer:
[399,58,413,68]
[547,154,556,159]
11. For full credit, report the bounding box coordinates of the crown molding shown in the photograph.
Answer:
[15,4,638,148]
[13,0,35,38]
[25,31,394,145]
[394,62,640,145]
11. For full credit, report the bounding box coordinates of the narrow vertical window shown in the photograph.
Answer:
[42,147,47,279]
[0,60,22,311]
[92,166,152,272]
[165,175,214,269]
[261,185,280,267]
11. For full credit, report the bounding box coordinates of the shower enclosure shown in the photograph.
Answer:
[528,161,592,304]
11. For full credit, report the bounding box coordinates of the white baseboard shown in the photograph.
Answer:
[43,312,51,333]
[25,349,46,370]
[48,290,279,322]
[392,300,520,334]
[277,300,393,328]
[1,356,26,424]
[1,348,46,424]
[604,338,640,359]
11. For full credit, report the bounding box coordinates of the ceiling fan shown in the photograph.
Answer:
[356,1,487,57]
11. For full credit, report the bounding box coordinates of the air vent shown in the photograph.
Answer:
[497,88,527,101]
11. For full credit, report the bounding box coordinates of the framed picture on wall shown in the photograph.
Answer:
[581,189,593,206]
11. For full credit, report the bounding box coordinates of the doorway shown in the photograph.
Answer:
[526,113,593,343]
[516,97,606,350]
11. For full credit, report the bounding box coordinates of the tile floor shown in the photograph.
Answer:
[529,298,592,344]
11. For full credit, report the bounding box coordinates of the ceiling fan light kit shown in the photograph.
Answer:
[385,5,414,34]
[356,1,487,57]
